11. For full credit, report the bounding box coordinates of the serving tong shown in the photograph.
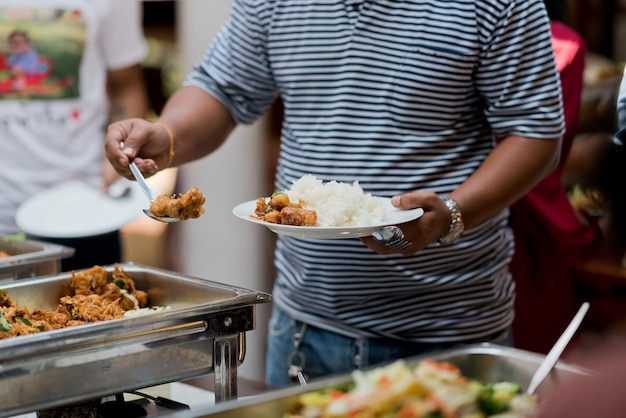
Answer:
[526,301,590,395]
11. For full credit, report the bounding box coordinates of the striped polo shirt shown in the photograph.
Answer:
[186,0,565,342]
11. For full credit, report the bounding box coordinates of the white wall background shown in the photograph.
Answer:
[175,0,274,383]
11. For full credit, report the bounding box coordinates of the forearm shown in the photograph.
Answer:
[107,64,149,122]
[155,85,237,167]
[450,135,560,230]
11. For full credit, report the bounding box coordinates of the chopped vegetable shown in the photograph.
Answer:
[477,381,522,414]
[15,316,32,327]
[0,311,11,332]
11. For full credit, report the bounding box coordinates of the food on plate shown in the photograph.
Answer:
[255,192,317,226]
[254,175,386,227]
[569,184,610,215]
[150,186,206,220]
[0,264,166,339]
[285,359,537,418]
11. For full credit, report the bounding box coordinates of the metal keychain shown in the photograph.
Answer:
[286,321,308,385]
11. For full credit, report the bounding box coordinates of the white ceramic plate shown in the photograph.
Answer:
[16,179,147,238]
[232,198,424,239]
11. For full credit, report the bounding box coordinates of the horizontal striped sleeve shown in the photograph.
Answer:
[476,0,565,139]
[184,0,278,124]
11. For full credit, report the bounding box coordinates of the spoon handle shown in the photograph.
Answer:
[526,301,590,395]
[129,162,156,202]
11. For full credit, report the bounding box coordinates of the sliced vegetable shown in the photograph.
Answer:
[478,381,521,414]
[15,316,32,327]
[0,311,12,332]
[63,302,80,320]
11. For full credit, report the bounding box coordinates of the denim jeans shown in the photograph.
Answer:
[265,304,513,387]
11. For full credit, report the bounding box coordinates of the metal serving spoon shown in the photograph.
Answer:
[128,161,180,223]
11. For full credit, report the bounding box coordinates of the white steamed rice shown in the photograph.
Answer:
[286,175,387,227]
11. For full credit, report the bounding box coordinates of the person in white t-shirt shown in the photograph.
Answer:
[0,0,148,270]
[616,65,626,146]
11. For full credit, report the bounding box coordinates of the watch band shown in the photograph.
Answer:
[438,197,464,245]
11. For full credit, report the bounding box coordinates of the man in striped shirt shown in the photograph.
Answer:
[106,0,564,386]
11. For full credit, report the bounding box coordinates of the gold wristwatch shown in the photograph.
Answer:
[438,197,464,245]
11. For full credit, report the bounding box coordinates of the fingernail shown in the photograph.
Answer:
[391,196,401,206]
[123,147,134,156]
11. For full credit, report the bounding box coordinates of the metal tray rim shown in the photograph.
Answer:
[0,237,74,268]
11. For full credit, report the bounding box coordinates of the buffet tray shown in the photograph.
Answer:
[170,343,590,418]
[0,262,271,417]
[0,236,74,281]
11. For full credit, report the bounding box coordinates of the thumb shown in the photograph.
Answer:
[391,194,413,209]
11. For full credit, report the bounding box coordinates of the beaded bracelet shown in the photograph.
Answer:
[154,121,175,168]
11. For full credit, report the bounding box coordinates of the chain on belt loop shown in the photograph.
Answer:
[286,320,308,384]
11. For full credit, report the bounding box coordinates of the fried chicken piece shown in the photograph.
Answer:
[100,283,140,311]
[253,193,317,226]
[150,187,206,220]
[109,264,148,309]
[31,307,74,330]
[150,194,174,217]
[269,193,291,211]
[0,290,17,308]
[100,282,123,304]
[60,294,125,322]
[1,306,52,337]
[263,209,283,224]
[132,290,148,308]
[280,206,317,226]
[111,263,135,291]
[71,265,109,296]
[255,197,269,215]
[255,193,295,216]
[119,296,136,311]
[177,187,207,219]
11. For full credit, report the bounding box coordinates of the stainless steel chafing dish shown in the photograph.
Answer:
[0,262,272,417]
[0,236,74,281]
[174,343,590,418]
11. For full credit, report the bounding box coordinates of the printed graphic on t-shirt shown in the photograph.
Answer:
[0,7,84,100]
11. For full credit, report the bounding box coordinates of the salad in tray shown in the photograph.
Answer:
[285,358,536,418]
